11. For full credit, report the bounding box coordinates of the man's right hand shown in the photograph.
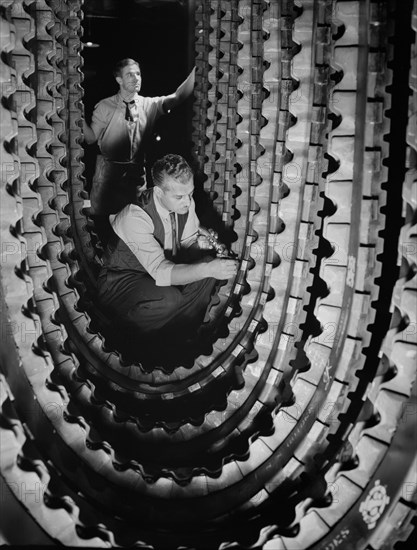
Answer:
[207,258,238,280]
[171,256,238,286]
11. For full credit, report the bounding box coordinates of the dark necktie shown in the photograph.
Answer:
[169,212,179,257]
[123,100,135,122]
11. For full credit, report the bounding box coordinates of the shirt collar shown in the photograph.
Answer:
[153,188,173,222]
[117,93,140,105]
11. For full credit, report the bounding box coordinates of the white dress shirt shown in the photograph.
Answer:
[91,93,166,162]
[109,193,200,286]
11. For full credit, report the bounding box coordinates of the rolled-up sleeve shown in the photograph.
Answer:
[111,205,175,286]
[142,95,168,125]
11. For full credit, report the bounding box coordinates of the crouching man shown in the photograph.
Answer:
[97,154,237,353]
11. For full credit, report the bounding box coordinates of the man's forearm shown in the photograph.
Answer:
[163,67,195,112]
[170,256,237,285]
[170,260,209,285]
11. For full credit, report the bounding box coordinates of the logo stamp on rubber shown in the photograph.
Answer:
[359,480,390,530]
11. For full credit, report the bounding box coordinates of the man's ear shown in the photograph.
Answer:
[115,76,122,87]
[153,186,163,198]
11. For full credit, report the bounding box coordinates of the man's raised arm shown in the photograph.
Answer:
[163,67,196,112]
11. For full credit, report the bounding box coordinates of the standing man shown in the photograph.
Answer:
[97,154,237,348]
[83,59,195,216]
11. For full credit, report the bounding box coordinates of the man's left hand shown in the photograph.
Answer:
[197,234,214,250]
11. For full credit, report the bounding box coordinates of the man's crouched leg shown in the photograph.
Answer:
[98,269,217,365]
[125,277,217,364]
[126,277,217,337]
[126,285,181,335]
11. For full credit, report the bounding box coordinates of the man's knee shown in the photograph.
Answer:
[163,286,182,314]
[124,286,182,334]
[183,277,217,303]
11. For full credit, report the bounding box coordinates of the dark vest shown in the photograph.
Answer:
[103,189,189,274]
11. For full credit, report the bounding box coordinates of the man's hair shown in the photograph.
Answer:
[113,58,141,78]
[152,154,193,189]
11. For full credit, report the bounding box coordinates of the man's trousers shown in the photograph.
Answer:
[97,268,217,338]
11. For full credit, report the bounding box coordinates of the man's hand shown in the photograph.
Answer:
[206,258,238,280]
[196,233,214,250]
[197,227,229,256]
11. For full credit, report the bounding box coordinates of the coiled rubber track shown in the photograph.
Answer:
[0,0,416,548]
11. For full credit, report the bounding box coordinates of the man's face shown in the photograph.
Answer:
[116,63,142,95]
[156,175,194,215]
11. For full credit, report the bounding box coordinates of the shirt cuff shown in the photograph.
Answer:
[155,261,175,287]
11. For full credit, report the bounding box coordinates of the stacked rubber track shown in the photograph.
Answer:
[0,0,416,548]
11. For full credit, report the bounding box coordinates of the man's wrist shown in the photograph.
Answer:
[194,261,209,279]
